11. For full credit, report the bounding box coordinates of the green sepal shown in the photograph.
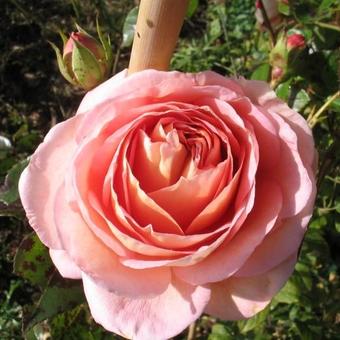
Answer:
[58,30,68,47]
[75,23,92,37]
[96,16,113,66]
[269,33,288,69]
[49,41,77,85]
[71,38,103,90]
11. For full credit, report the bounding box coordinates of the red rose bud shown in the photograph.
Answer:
[50,24,113,91]
[287,33,306,51]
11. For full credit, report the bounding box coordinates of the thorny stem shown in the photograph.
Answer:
[258,0,277,45]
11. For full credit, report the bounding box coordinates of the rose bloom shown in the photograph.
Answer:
[19,69,316,340]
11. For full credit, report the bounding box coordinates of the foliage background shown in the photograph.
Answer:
[0,0,339,339]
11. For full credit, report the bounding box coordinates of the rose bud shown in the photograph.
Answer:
[50,24,113,91]
[287,33,306,51]
[271,66,284,80]
[269,31,306,85]
[19,69,316,339]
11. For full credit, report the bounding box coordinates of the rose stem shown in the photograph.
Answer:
[258,0,276,45]
[128,0,189,75]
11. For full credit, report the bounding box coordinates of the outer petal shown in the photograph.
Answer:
[270,112,313,217]
[235,166,316,277]
[55,184,171,298]
[18,115,83,249]
[205,253,297,320]
[49,249,82,279]
[77,69,241,121]
[83,273,211,340]
[77,69,128,114]
[235,78,316,168]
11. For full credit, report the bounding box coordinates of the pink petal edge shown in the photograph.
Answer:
[82,273,211,340]
[205,252,297,320]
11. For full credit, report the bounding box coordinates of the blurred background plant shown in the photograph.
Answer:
[0,0,339,339]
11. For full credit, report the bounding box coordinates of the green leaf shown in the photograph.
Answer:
[0,158,28,205]
[187,0,199,18]
[0,135,12,162]
[318,0,338,13]
[49,41,77,85]
[292,89,310,112]
[274,277,300,304]
[49,305,113,339]
[208,323,233,340]
[278,1,290,16]
[335,222,340,233]
[329,98,340,112]
[276,81,310,112]
[209,18,222,42]
[122,7,138,48]
[23,273,85,333]
[0,136,12,150]
[24,327,38,340]
[276,80,291,102]
[14,233,54,287]
[238,306,269,334]
[251,64,270,81]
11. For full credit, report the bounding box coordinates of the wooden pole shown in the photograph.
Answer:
[128,0,189,75]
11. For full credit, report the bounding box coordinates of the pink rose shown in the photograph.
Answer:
[19,70,316,339]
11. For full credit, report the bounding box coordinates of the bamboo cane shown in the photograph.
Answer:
[128,0,189,75]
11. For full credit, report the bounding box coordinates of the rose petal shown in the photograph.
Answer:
[205,252,297,320]
[18,115,83,249]
[174,178,282,285]
[235,166,316,277]
[124,161,184,234]
[49,249,82,279]
[270,112,313,217]
[82,273,211,340]
[55,184,171,298]
[149,160,228,228]
[132,129,188,192]
[77,69,128,114]
[270,101,316,169]
[77,69,241,127]
[185,161,240,234]
[230,98,280,172]
[234,78,316,168]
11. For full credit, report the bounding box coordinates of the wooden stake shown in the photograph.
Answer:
[128,0,189,75]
